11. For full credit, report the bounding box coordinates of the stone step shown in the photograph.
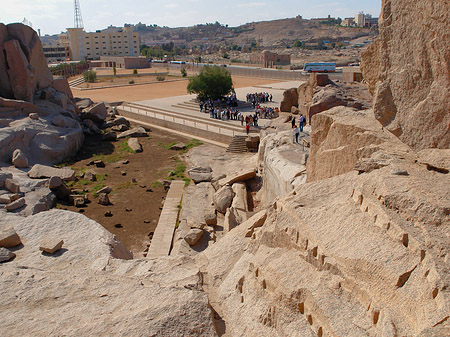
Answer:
[226,135,248,153]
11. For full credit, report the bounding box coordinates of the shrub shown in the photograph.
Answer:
[83,70,97,83]
[157,76,165,81]
[180,68,187,77]
[129,80,135,84]
[133,68,138,75]
[113,66,117,76]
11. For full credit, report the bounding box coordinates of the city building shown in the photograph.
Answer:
[90,56,150,69]
[341,18,355,27]
[250,51,291,68]
[42,42,69,63]
[65,26,140,61]
[355,12,365,27]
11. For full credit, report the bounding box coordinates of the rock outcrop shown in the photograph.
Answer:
[0,23,84,165]
[0,209,216,335]
[361,0,450,150]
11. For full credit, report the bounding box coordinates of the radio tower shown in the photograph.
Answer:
[74,0,84,29]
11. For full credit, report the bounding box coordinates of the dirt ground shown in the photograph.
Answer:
[57,125,194,257]
[72,76,283,103]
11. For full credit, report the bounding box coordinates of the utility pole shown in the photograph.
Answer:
[74,0,84,29]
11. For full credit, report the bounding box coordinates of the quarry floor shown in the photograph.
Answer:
[64,75,296,257]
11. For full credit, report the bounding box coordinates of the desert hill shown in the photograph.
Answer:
[135,17,377,48]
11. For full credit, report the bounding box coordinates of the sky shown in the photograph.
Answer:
[1,0,381,36]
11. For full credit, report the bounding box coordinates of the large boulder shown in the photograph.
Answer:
[81,102,107,122]
[28,164,75,181]
[279,88,298,112]
[361,0,450,150]
[52,76,73,99]
[213,185,234,214]
[187,167,213,184]
[11,149,29,168]
[6,23,52,91]
[3,39,35,102]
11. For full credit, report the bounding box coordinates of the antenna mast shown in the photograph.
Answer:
[74,0,84,29]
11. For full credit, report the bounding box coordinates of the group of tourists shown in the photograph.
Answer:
[292,114,307,143]
[199,94,238,113]
[197,92,281,135]
[246,92,272,108]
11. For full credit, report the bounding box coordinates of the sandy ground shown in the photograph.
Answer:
[72,76,283,103]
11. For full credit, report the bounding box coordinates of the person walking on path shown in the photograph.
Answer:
[246,123,250,135]
[294,125,300,143]
[299,114,306,132]
[291,116,296,128]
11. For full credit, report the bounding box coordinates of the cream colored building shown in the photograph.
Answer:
[66,26,139,61]
[355,13,365,27]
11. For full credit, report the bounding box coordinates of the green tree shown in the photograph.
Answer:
[83,70,97,83]
[133,68,138,75]
[181,68,187,77]
[187,66,233,101]
[113,66,117,76]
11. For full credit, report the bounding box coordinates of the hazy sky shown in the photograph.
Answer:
[2,0,381,36]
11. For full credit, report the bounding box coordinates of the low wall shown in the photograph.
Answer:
[117,107,233,144]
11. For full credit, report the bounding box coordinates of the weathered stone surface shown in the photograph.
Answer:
[258,129,308,205]
[6,23,52,91]
[187,167,213,184]
[97,186,112,194]
[231,182,248,212]
[5,178,20,193]
[5,197,25,211]
[0,227,21,248]
[213,185,234,214]
[306,106,409,182]
[28,112,39,120]
[0,195,11,204]
[204,208,217,226]
[51,184,71,201]
[94,160,105,168]
[0,23,13,98]
[3,39,35,102]
[218,169,256,187]
[111,124,129,132]
[48,176,63,189]
[28,164,75,181]
[11,149,29,168]
[170,142,186,150]
[82,119,101,134]
[52,76,73,99]
[117,127,148,139]
[0,209,216,336]
[52,115,66,128]
[279,88,298,112]
[417,149,450,173]
[83,171,96,182]
[98,193,111,206]
[128,137,142,153]
[39,238,64,254]
[244,210,267,237]
[22,187,56,216]
[0,171,13,188]
[361,0,450,150]
[103,116,130,128]
[184,229,203,246]
[0,247,15,262]
[102,131,117,141]
[81,102,107,122]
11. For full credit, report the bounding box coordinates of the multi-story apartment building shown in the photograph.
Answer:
[66,26,140,61]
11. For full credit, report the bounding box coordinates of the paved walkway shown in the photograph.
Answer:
[147,180,185,258]
[134,80,305,130]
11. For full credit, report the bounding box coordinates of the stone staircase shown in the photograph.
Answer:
[226,135,248,153]
[68,76,85,87]
[172,99,254,112]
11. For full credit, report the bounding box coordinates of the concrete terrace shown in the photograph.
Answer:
[118,80,304,147]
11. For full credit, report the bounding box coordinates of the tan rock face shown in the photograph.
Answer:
[361,0,450,150]
[306,106,411,182]
[279,88,298,112]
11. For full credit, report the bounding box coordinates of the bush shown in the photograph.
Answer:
[113,66,117,76]
[187,65,233,101]
[83,70,97,83]
[129,80,135,84]
[133,68,138,75]
[180,68,187,77]
[157,76,165,81]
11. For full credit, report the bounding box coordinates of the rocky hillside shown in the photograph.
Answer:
[136,17,377,48]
